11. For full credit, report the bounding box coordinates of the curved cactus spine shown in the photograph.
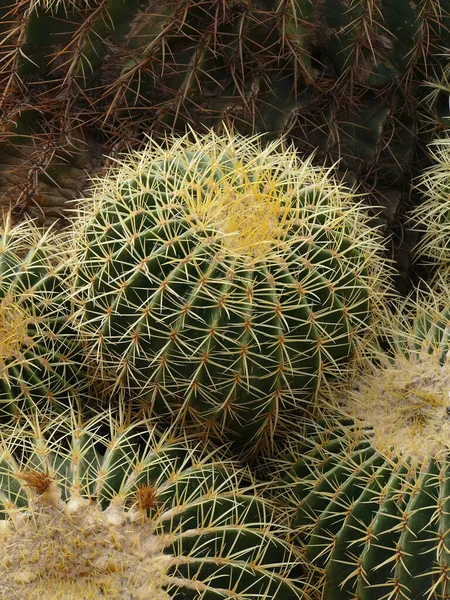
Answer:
[294,88,418,185]
[71,129,391,454]
[0,402,307,600]
[0,214,86,419]
[267,293,450,600]
[322,0,425,87]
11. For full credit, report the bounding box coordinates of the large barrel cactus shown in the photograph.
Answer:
[0,215,85,420]
[271,297,450,599]
[72,129,390,453]
[0,403,306,600]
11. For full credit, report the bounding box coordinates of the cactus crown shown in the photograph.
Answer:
[77,128,385,264]
[338,353,450,464]
[332,289,450,464]
[0,298,29,369]
[0,217,43,373]
[0,215,85,419]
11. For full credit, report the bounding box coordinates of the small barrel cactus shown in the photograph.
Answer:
[270,297,450,599]
[0,403,306,600]
[0,215,85,420]
[72,129,390,453]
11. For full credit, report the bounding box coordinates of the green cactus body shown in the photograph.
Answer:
[272,299,450,600]
[281,417,450,599]
[395,295,450,366]
[0,216,85,419]
[1,0,305,128]
[276,0,315,81]
[293,89,418,186]
[72,129,390,452]
[0,405,305,599]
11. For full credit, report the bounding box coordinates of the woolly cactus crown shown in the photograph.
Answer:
[325,287,450,464]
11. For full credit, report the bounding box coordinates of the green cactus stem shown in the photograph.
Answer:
[270,295,450,599]
[411,134,450,268]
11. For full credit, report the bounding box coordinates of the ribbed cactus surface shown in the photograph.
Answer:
[72,129,390,453]
[279,414,450,600]
[0,216,85,420]
[318,0,425,87]
[271,298,450,600]
[411,135,450,268]
[0,404,305,599]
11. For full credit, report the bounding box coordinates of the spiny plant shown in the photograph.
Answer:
[313,0,426,88]
[267,293,450,600]
[0,105,100,223]
[410,134,450,269]
[71,128,391,455]
[1,0,450,223]
[291,86,418,188]
[0,0,309,217]
[0,401,309,600]
[0,213,86,421]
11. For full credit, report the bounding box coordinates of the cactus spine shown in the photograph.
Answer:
[0,403,306,600]
[71,129,390,453]
[411,135,450,269]
[2,0,450,221]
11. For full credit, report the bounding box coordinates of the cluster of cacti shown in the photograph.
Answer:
[272,414,450,599]
[5,0,450,598]
[70,129,391,454]
[0,402,307,599]
[0,123,396,598]
[259,291,450,599]
[2,0,450,232]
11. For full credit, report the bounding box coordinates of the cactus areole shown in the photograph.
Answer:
[74,130,387,450]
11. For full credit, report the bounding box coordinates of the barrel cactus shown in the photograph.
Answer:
[0,403,306,600]
[270,296,450,599]
[411,135,450,269]
[71,129,390,453]
[0,215,85,420]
